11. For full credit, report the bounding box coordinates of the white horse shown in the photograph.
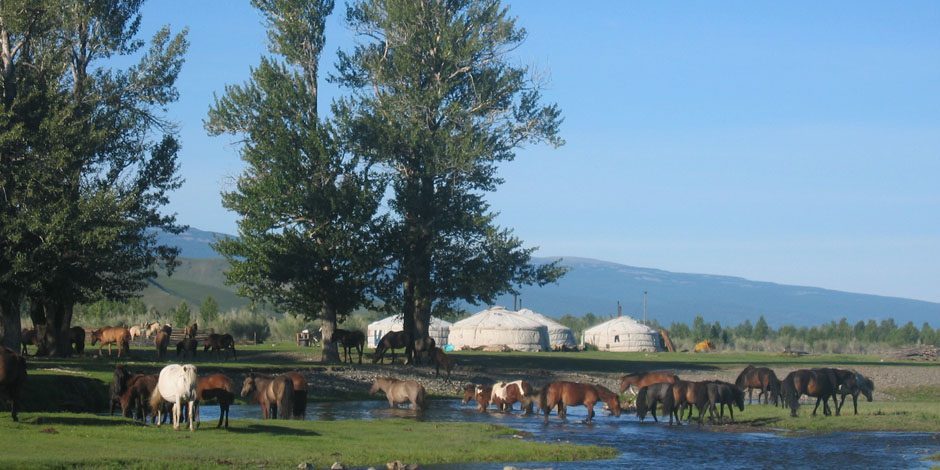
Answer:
[144,322,162,339]
[150,364,198,431]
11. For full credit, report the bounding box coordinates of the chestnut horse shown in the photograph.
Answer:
[330,329,365,364]
[462,384,493,412]
[370,377,427,410]
[154,329,170,360]
[91,326,131,357]
[833,369,874,415]
[430,347,455,379]
[539,381,622,423]
[669,380,710,425]
[635,382,675,422]
[781,368,839,417]
[196,373,237,428]
[734,365,781,405]
[184,323,198,339]
[204,333,237,360]
[69,326,85,354]
[619,371,679,394]
[0,346,27,421]
[121,374,158,422]
[372,330,413,364]
[241,373,293,419]
[150,364,198,431]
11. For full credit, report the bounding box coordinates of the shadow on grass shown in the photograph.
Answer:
[227,422,320,437]
[453,354,722,374]
[25,415,131,427]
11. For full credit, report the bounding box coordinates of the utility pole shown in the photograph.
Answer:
[643,291,648,325]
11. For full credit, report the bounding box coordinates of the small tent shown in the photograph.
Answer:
[515,308,577,349]
[583,316,662,352]
[448,306,550,352]
[367,315,452,348]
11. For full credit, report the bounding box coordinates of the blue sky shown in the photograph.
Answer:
[136,1,940,303]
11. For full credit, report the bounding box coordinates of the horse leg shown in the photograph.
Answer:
[748,388,753,405]
[188,401,195,431]
[853,393,859,415]
[357,342,363,364]
[812,396,824,416]
[585,401,595,423]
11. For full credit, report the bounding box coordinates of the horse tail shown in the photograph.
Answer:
[280,382,294,419]
[635,386,650,420]
[416,385,428,410]
[148,387,164,420]
[781,374,798,416]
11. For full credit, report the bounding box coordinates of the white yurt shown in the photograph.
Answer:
[367,315,452,348]
[515,308,577,349]
[583,316,662,352]
[448,306,550,352]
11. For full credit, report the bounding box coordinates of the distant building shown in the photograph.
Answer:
[583,316,662,352]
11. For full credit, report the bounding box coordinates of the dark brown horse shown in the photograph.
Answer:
[196,373,237,428]
[706,380,745,424]
[241,373,293,419]
[330,329,365,364]
[154,329,170,359]
[781,368,839,417]
[184,322,198,339]
[412,336,436,365]
[539,381,622,423]
[372,330,413,364]
[69,326,85,354]
[204,333,237,360]
[91,326,131,357]
[176,338,198,359]
[20,328,37,355]
[619,371,679,393]
[430,346,454,379]
[461,384,493,412]
[734,365,781,405]
[635,382,675,422]
[669,380,710,425]
[109,365,134,415]
[0,346,27,421]
[120,374,158,422]
[833,368,874,415]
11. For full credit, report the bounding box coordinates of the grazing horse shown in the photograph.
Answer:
[196,374,237,428]
[128,326,142,341]
[706,381,745,424]
[241,373,294,419]
[154,329,170,360]
[184,323,198,339]
[109,365,134,415]
[430,347,455,379]
[490,380,535,413]
[91,326,131,357]
[619,371,679,394]
[372,330,414,364]
[20,328,37,355]
[412,336,436,365]
[176,338,198,359]
[69,326,85,354]
[370,377,427,410]
[735,365,781,405]
[781,368,839,417]
[150,364,198,431]
[0,347,27,421]
[539,381,622,423]
[635,382,675,422]
[330,329,365,364]
[669,380,710,425]
[833,369,874,415]
[204,333,237,360]
[462,384,493,412]
[253,372,308,419]
[121,374,158,422]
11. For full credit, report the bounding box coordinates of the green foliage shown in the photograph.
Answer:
[214,309,271,343]
[171,301,191,327]
[200,295,219,324]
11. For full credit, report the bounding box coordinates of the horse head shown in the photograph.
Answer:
[733,386,746,411]
[461,384,475,404]
[857,373,874,402]
[241,376,257,398]
[90,328,103,345]
[619,374,637,393]
[369,378,384,395]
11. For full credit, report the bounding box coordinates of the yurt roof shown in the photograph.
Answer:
[583,316,658,335]
[451,306,546,329]
[515,308,571,332]
[368,315,453,330]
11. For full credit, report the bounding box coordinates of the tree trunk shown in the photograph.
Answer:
[30,297,74,357]
[0,296,22,351]
[319,306,340,363]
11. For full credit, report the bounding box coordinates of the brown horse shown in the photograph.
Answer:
[20,328,37,355]
[204,333,237,360]
[176,338,198,359]
[735,365,781,405]
[109,365,134,415]
[330,329,365,364]
[412,336,436,365]
[0,346,27,421]
[833,368,874,415]
[241,373,293,419]
[253,371,308,419]
[372,330,413,364]
[370,377,427,410]
[69,326,85,354]
[430,347,455,379]
[184,322,198,339]
[619,371,679,394]
[781,368,839,417]
[462,384,492,412]
[669,380,710,425]
[154,329,170,359]
[197,374,237,428]
[706,380,745,424]
[539,381,622,423]
[91,326,131,357]
[635,382,675,422]
[120,374,158,422]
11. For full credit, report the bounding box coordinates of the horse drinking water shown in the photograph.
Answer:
[539,381,622,423]
[241,373,294,419]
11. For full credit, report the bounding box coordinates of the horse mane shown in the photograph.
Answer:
[593,384,617,400]
[635,386,650,419]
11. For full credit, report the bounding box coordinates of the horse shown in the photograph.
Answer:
[619,371,679,394]
[128,326,142,341]
[144,322,162,339]
[150,364,198,431]
[370,377,427,410]
[184,322,198,339]
[635,382,675,422]
[241,373,294,419]
[706,381,745,424]
[252,372,308,419]
[20,328,37,355]
[372,330,413,364]
[462,384,492,412]
[330,329,365,364]
[154,329,170,360]
[490,380,535,413]
[91,326,131,357]
[176,338,198,359]
[204,333,237,360]
[430,346,455,379]
[833,369,874,415]
[109,365,134,415]
[539,381,622,423]
[120,374,158,421]
[69,326,85,354]
[781,368,839,417]
[196,373,237,428]
[0,347,27,421]
[734,365,781,405]
[412,336,436,365]
[669,380,710,425]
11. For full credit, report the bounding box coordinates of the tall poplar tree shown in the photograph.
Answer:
[332,0,567,344]
[207,0,386,362]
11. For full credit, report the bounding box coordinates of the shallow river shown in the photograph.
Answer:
[195,400,939,470]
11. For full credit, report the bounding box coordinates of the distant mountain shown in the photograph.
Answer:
[149,228,940,326]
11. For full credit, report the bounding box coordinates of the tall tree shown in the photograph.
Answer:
[332,0,566,346]
[0,1,188,355]
[207,0,386,362]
